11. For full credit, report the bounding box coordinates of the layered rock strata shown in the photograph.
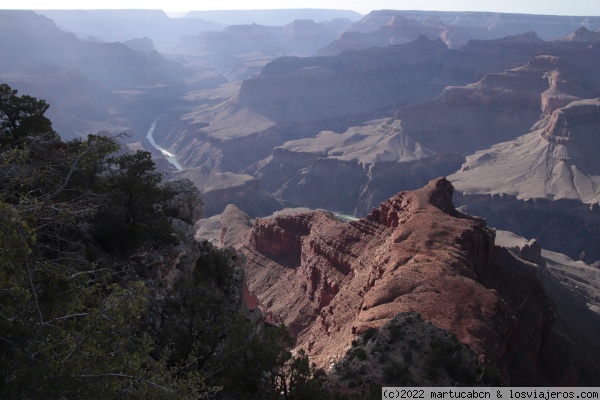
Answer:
[223,178,600,385]
[449,98,600,262]
[171,166,282,217]
[253,52,589,215]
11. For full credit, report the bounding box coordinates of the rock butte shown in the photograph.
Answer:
[222,178,600,385]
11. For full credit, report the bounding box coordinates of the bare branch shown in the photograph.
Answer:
[43,313,90,326]
[76,373,176,393]
[16,224,44,326]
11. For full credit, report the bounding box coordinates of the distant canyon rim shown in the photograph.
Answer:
[2,7,600,387]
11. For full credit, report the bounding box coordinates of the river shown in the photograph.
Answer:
[146,118,183,171]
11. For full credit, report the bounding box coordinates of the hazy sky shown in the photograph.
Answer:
[3,0,600,16]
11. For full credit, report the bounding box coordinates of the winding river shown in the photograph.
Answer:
[146,118,183,171]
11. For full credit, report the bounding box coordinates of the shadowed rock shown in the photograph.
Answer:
[222,178,600,385]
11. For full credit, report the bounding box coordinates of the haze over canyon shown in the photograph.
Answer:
[2,6,600,392]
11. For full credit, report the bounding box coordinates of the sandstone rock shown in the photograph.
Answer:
[318,11,600,55]
[170,166,282,218]
[128,179,204,289]
[224,178,600,385]
[449,99,600,261]
[163,178,204,223]
[220,204,253,249]
[555,27,600,43]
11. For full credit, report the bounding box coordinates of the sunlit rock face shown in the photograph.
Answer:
[222,178,600,385]
[170,166,282,218]
[450,98,600,262]
[251,47,591,216]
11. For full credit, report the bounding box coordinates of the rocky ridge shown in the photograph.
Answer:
[252,48,594,215]
[496,230,600,314]
[131,179,205,286]
[555,27,600,44]
[449,98,600,261]
[222,178,600,385]
[318,10,600,55]
[170,165,282,217]
[158,32,599,176]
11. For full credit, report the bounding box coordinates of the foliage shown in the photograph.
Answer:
[271,349,330,400]
[0,83,329,399]
[426,338,477,384]
[383,361,411,386]
[0,85,181,398]
[0,83,56,147]
[95,149,175,254]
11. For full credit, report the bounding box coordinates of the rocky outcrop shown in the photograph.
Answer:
[555,27,600,44]
[170,166,282,217]
[318,10,600,55]
[453,193,600,263]
[543,97,600,140]
[449,99,600,262]
[238,36,452,123]
[223,178,600,385]
[495,229,600,315]
[252,51,592,216]
[132,179,204,287]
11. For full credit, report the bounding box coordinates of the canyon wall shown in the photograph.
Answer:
[223,178,600,385]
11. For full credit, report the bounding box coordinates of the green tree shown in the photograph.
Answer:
[95,149,174,254]
[0,83,56,147]
[0,83,328,399]
[0,84,179,398]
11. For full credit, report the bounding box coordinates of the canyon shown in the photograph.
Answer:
[2,7,600,387]
[220,178,600,386]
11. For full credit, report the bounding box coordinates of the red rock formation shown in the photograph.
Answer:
[224,177,600,385]
[231,180,495,359]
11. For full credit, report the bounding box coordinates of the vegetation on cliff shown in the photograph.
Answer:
[0,84,326,399]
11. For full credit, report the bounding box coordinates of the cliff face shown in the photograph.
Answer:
[396,54,588,154]
[238,36,452,123]
[224,178,600,385]
[318,10,600,55]
[449,98,600,262]
[131,179,205,287]
[252,50,591,216]
[170,166,282,217]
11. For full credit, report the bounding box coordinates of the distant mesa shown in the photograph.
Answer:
[449,98,600,262]
[182,9,362,26]
[318,10,600,55]
[35,9,223,47]
[123,37,156,53]
[555,26,600,43]
[450,98,600,204]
